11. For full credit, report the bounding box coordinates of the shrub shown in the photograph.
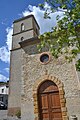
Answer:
[16,110,21,118]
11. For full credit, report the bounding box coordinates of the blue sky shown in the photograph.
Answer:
[0,0,63,82]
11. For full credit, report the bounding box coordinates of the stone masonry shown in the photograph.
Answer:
[21,40,80,120]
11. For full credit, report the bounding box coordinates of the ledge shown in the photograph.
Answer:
[19,36,40,47]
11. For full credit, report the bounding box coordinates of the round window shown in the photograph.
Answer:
[40,53,50,64]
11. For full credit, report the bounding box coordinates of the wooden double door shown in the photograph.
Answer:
[38,80,62,120]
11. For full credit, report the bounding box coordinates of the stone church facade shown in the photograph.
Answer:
[8,15,80,120]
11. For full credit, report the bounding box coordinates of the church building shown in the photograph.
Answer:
[8,15,80,120]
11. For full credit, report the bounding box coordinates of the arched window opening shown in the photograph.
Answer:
[21,37,24,41]
[21,23,24,31]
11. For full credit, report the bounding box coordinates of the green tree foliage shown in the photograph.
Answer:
[38,0,80,70]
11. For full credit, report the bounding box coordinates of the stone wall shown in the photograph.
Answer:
[8,49,22,116]
[21,51,80,120]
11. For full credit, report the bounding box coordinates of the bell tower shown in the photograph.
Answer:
[8,15,40,116]
[12,15,39,50]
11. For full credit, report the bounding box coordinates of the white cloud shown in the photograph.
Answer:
[1,18,8,25]
[0,26,13,63]
[0,46,10,63]
[4,68,9,73]
[22,4,63,34]
[0,74,9,82]
[6,26,13,51]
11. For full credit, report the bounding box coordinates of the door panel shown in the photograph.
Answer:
[40,94,49,120]
[49,92,62,120]
[38,80,62,120]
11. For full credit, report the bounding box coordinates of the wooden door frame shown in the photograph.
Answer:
[33,74,68,120]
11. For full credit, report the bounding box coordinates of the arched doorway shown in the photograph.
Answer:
[38,80,63,120]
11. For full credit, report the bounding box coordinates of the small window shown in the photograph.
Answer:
[21,37,24,41]
[6,85,8,88]
[0,97,3,102]
[21,23,24,31]
[40,53,50,64]
[2,89,4,93]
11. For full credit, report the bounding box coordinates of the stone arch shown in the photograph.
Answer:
[33,74,68,120]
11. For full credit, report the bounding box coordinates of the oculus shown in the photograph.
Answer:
[40,53,50,64]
